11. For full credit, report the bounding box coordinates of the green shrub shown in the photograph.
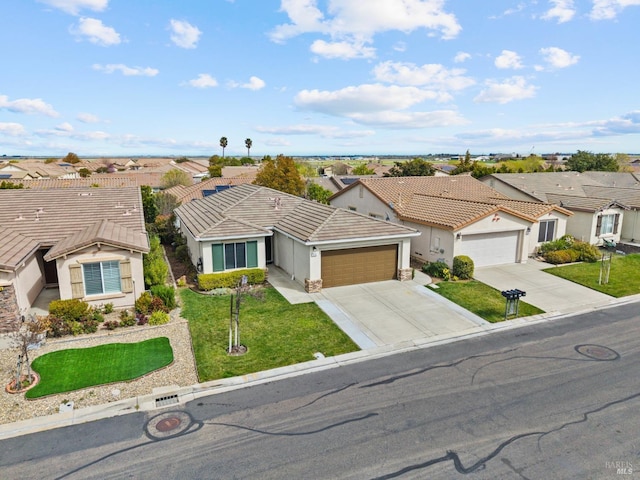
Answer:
[198,268,266,290]
[90,309,104,323]
[46,316,72,337]
[175,244,190,264]
[151,285,177,310]
[143,235,169,288]
[452,255,474,280]
[422,261,450,280]
[120,312,137,327]
[571,241,601,262]
[149,296,169,313]
[48,299,89,322]
[135,291,153,314]
[539,234,574,254]
[544,249,580,264]
[103,303,114,314]
[104,320,119,330]
[149,310,170,326]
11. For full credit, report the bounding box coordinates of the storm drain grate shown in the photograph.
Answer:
[155,394,179,408]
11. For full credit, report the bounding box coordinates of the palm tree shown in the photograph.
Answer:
[245,138,252,157]
[219,136,228,158]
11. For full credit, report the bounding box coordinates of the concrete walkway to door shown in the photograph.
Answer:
[267,267,488,349]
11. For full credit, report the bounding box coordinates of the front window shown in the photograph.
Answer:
[83,261,121,296]
[599,214,616,235]
[213,241,258,272]
[538,220,556,242]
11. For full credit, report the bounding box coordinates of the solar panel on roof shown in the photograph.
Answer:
[202,189,217,197]
[216,185,231,192]
[341,178,358,185]
[0,174,12,179]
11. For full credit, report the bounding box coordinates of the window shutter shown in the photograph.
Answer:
[212,244,224,272]
[247,241,258,268]
[613,213,620,234]
[595,215,602,236]
[69,264,84,299]
[120,259,133,293]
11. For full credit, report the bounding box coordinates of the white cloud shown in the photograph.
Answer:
[270,0,461,46]
[77,112,100,123]
[92,64,159,76]
[255,124,374,138]
[348,110,468,128]
[542,0,576,23]
[393,41,406,52]
[539,47,580,68]
[495,50,523,69]
[229,76,266,90]
[55,122,74,132]
[310,39,375,59]
[590,0,640,20]
[295,84,445,116]
[70,17,120,46]
[474,76,538,104]
[0,95,59,116]
[454,51,471,63]
[592,110,640,135]
[0,122,26,136]
[185,74,218,88]
[372,61,475,91]
[37,0,108,15]
[169,19,202,49]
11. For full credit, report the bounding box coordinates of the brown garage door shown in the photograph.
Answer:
[321,245,398,288]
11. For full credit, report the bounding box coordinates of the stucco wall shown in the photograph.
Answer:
[481,177,539,201]
[566,208,623,245]
[621,209,640,242]
[528,212,569,254]
[13,253,45,315]
[57,246,144,308]
[330,186,396,221]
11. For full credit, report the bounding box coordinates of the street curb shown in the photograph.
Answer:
[1,294,638,441]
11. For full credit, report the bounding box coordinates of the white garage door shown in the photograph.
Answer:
[459,231,519,267]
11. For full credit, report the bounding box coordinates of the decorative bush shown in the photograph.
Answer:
[198,268,266,290]
[452,255,474,280]
[538,235,574,254]
[150,296,169,313]
[136,313,149,326]
[103,303,114,314]
[151,284,177,310]
[104,320,119,331]
[422,261,450,280]
[149,311,170,326]
[143,235,169,288]
[571,241,601,262]
[120,314,137,328]
[48,299,89,322]
[544,249,581,264]
[175,244,190,264]
[47,316,72,337]
[135,291,153,314]
[90,309,104,323]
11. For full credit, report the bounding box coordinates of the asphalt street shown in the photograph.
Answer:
[1,302,638,479]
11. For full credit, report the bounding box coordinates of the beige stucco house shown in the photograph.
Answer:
[480,172,638,246]
[0,187,149,333]
[174,184,419,292]
[329,176,572,267]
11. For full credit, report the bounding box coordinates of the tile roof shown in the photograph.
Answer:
[545,193,629,212]
[487,172,640,202]
[582,185,640,209]
[0,177,139,189]
[164,177,254,203]
[175,184,418,243]
[337,176,511,207]
[0,187,149,270]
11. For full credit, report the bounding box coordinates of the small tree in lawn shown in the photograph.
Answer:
[7,318,47,392]
[228,275,264,355]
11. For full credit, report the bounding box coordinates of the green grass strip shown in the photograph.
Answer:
[27,337,173,399]
[181,287,359,382]
[543,253,640,298]
[433,280,544,323]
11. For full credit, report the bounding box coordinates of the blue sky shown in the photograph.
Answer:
[1,0,639,158]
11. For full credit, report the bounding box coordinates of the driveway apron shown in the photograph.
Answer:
[473,261,615,315]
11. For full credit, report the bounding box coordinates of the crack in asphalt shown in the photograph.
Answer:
[371,389,640,479]
[292,382,357,411]
[359,348,518,388]
[207,412,378,437]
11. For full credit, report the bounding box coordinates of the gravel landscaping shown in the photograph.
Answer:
[0,310,197,426]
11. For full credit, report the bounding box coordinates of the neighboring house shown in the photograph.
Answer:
[0,177,139,189]
[174,184,419,293]
[329,176,571,267]
[0,187,149,333]
[481,172,640,245]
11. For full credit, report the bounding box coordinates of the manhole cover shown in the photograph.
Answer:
[575,344,620,361]
[156,417,182,432]
[145,411,193,440]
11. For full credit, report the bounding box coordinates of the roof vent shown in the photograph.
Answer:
[78,192,92,196]
[36,207,45,213]
[122,210,132,216]
[114,202,124,208]
[15,214,24,221]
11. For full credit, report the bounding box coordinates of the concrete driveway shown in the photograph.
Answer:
[310,274,486,348]
[473,261,615,315]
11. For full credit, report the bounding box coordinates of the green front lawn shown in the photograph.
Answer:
[27,337,173,399]
[543,253,640,297]
[432,281,544,323]
[181,287,359,382]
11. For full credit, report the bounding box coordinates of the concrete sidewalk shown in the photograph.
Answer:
[473,261,617,315]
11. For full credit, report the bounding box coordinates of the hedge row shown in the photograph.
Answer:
[198,268,266,290]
